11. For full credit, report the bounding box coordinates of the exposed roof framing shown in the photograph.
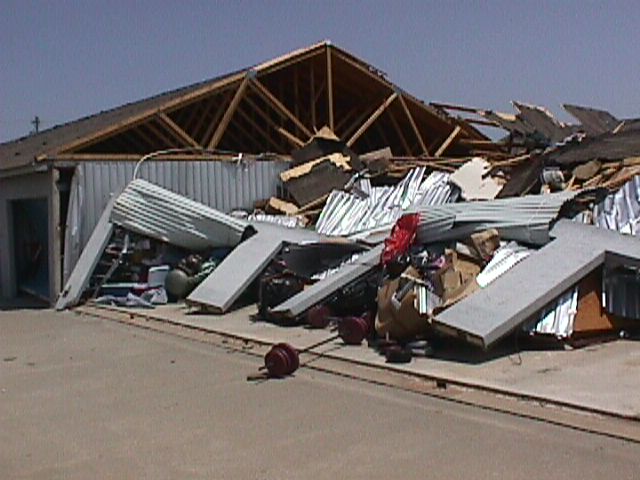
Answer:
[1,41,487,171]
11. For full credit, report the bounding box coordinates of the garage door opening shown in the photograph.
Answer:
[12,198,49,300]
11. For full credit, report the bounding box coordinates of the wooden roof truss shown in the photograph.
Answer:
[46,43,486,162]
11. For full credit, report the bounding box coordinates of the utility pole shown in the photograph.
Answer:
[31,115,41,134]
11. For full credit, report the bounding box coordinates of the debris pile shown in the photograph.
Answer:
[58,100,640,369]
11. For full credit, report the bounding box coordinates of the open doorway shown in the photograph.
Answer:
[12,198,49,301]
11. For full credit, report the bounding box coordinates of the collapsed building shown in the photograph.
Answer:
[0,41,485,304]
[2,41,639,363]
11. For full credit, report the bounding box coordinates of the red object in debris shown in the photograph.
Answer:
[265,343,299,377]
[307,305,332,329]
[382,213,419,266]
[338,316,370,345]
[276,343,299,373]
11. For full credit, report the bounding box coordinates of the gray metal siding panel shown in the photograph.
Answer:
[76,159,287,249]
[434,220,640,349]
[111,179,248,250]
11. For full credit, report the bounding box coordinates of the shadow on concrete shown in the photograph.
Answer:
[425,333,568,365]
[0,296,49,311]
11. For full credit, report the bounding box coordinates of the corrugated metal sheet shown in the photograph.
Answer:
[315,169,457,237]
[412,191,577,246]
[476,241,533,288]
[525,287,578,338]
[248,213,307,229]
[591,176,640,318]
[75,159,287,250]
[603,266,640,320]
[269,245,384,319]
[593,175,640,236]
[111,179,249,250]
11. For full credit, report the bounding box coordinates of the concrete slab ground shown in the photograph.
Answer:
[2,308,640,479]
[85,302,640,419]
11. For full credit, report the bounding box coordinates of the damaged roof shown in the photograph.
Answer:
[1,41,486,172]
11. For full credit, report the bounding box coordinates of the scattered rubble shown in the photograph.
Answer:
[58,100,640,371]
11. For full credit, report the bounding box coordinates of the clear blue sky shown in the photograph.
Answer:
[2,0,639,142]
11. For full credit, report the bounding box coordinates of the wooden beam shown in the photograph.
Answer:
[216,123,247,150]
[294,65,300,121]
[277,127,305,148]
[235,105,282,151]
[243,95,304,149]
[119,129,149,152]
[375,121,392,152]
[130,125,159,150]
[387,109,412,156]
[207,75,251,149]
[181,98,206,136]
[145,121,177,148]
[457,138,501,147]
[331,49,391,91]
[52,44,322,157]
[97,132,134,154]
[430,102,482,114]
[326,46,334,131]
[201,91,232,146]
[249,78,313,138]
[330,48,453,129]
[341,106,375,140]
[334,105,359,135]
[191,94,220,141]
[434,125,462,157]
[398,95,429,155]
[310,61,316,129]
[157,113,201,148]
[254,42,325,75]
[346,92,398,147]
[231,109,263,152]
[56,71,246,155]
[314,78,326,104]
[464,117,501,127]
[243,95,275,125]
[46,152,291,162]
